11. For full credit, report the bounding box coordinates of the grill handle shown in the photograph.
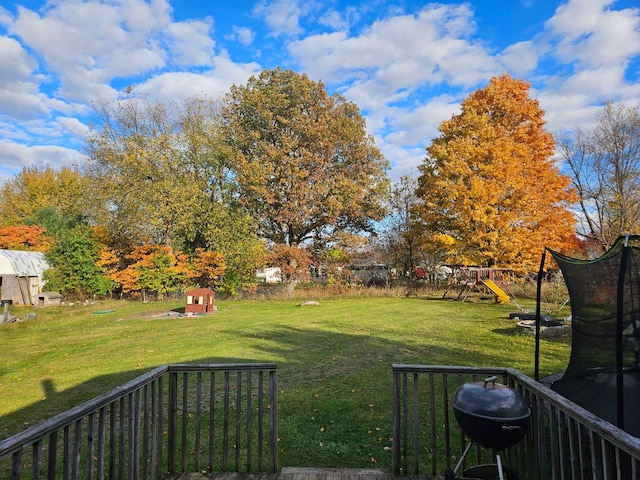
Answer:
[483,376,497,388]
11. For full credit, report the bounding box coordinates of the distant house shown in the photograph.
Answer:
[349,264,390,286]
[256,267,282,283]
[0,250,49,305]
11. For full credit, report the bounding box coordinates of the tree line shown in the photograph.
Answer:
[0,69,637,299]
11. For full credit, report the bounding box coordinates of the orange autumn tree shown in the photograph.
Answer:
[102,243,227,298]
[0,224,50,251]
[416,74,578,273]
[267,244,313,284]
[110,242,193,299]
[191,248,227,289]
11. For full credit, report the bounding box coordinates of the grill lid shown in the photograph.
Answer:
[452,376,530,421]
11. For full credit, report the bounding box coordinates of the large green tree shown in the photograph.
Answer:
[85,94,205,248]
[198,206,266,296]
[416,74,579,272]
[44,224,115,298]
[84,93,265,294]
[221,67,390,247]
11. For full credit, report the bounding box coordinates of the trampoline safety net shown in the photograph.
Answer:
[549,236,640,378]
[541,235,640,436]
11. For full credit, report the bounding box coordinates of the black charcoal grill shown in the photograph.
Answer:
[445,376,531,480]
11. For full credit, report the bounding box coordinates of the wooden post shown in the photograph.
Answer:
[167,372,178,474]
[269,369,278,473]
[2,299,11,324]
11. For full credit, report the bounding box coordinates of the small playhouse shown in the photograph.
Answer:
[184,288,215,314]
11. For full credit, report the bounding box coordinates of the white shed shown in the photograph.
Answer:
[0,250,49,305]
[256,267,282,283]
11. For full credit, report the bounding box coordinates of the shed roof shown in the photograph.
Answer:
[186,288,215,295]
[0,250,49,277]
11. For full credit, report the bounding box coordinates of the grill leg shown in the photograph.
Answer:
[452,441,475,475]
[496,452,505,480]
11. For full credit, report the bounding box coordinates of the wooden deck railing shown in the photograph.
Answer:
[391,364,640,479]
[5,362,640,479]
[0,363,278,480]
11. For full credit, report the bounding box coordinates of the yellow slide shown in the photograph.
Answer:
[482,279,511,304]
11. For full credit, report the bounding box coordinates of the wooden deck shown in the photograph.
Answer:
[168,467,438,480]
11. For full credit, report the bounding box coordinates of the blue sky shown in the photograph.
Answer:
[0,0,639,186]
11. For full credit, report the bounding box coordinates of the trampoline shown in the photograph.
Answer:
[535,235,640,437]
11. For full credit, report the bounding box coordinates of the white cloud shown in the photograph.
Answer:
[125,0,172,31]
[15,3,162,73]
[11,2,166,101]
[8,0,222,104]
[56,116,89,140]
[545,0,612,39]
[563,66,628,96]
[0,5,12,25]
[544,0,640,69]
[0,35,35,83]
[253,0,310,38]
[137,71,224,102]
[376,141,424,182]
[289,4,498,104]
[318,9,349,31]
[0,114,86,151]
[137,53,261,102]
[498,41,539,75]
[0,35,49,119]
[166,18,216,66]
[56,68,119,104]
[373,96,462,181]
[0,140,86,184]
[385,97,461,146]
[230,26,255,46]
[530,0,640,135]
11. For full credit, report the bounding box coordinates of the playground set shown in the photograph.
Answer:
[443,267,516,305]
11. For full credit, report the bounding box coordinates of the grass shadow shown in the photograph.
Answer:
[2,331,496,472]
[1,297,570,468]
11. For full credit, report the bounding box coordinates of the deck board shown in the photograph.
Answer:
[167,467,444,480]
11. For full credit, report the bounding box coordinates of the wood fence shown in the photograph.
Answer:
[0,364,278,480]
[391,364,640,479]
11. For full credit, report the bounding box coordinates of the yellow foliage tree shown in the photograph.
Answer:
[416,74,579,272]
[0,165,89,225]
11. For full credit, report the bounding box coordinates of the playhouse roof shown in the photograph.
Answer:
[186,288,215,295]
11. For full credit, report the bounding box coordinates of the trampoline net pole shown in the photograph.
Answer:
[535,248,547,382]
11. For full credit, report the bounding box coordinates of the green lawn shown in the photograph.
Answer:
[0,295,570,468]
